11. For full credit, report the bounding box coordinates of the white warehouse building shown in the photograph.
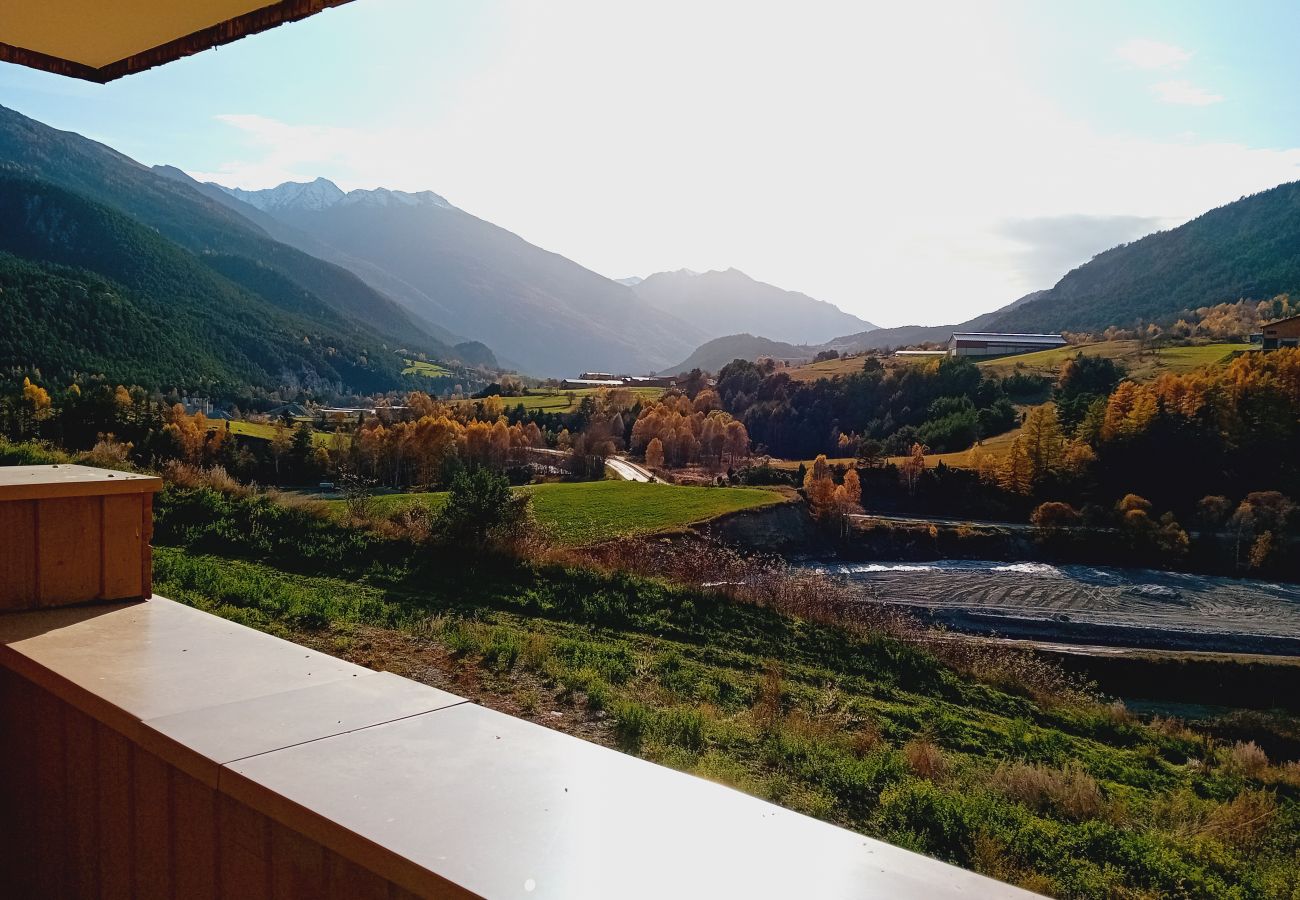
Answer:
[948,332,1067,358]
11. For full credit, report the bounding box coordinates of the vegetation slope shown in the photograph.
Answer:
[145,482,1300,899]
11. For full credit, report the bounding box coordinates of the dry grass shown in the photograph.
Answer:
[1205,790,1279,849]
[1225,740,1270,778]
[990,761,1103,821]
[162,461,254,497]
[904,737,948,780]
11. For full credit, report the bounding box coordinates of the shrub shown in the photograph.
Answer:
[434,468,531,544]
[1030,501,1082,529]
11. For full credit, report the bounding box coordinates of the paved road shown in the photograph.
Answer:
[605,457,658,483]
[532,447,659,483]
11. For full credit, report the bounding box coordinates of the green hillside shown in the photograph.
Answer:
[975,340,1251,380]
[0,177,409,393]
[0,103,476,367]
[991,180,1300,332]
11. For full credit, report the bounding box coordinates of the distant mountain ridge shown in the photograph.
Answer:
[201,176,708,377]
[221,177,454,213]
[631,268,876,346]
[823,291,1049,353]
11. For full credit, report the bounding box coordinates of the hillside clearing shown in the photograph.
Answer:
[784,342,1250,386]
[402,358,452,377]
[330,480,785,544]
[211,419,341,448]
[769,425,1023,473]
[976,340,1250,380]
[461,386,665,414]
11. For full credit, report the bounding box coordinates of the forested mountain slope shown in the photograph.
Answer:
[0,177,413,394]
[0,104,479,365]
[988,182,1300,332]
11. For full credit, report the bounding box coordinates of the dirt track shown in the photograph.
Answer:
[813,560,1300,655]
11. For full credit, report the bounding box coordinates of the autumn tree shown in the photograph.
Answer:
[1019,403,1065,483]
[1030,501,1082,530]
[644,437,665,470]
[831,469,863,536]
[899,443,926,496]
[803,454,837,519]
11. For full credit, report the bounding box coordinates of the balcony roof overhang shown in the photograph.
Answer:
[0,0,355,83]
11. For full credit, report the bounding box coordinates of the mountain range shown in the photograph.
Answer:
[7,99,1300,389]
[670,178,1300,370]
[205,178,708,376]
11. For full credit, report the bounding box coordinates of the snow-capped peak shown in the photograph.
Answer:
[216,178,452,213]
[221,177,344,212]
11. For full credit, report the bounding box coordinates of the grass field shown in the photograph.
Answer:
[402,359,452,377]
[464,386,664,414]
[332,480,785,544]
[785,355,874,382]
[975,340,1250,381]
[785,342,1250,385]
[769,423,1024,473]
[211,419,340,448]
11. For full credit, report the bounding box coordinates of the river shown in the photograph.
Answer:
[803,559,1300,655]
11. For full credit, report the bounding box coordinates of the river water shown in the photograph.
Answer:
[802,559,1300,655]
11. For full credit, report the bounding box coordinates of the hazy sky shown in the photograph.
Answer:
[4,0,1300,326]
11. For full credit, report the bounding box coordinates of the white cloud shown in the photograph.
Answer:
[187,3,1295,326]
[1152,79,1225,106]
[1115,39,1192,70]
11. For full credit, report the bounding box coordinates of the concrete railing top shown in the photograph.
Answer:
[0,596,1038,899]
[0,463,161,500]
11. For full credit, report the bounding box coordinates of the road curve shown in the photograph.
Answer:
[605,457,659,483]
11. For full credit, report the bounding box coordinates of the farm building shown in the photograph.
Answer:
[561,378,625,388]
[948,332,1067,358]
[1256,315,1300,350]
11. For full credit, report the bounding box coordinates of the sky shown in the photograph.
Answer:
[4,0,1300,327]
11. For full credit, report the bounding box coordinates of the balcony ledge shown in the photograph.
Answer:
[0,595,1037,899]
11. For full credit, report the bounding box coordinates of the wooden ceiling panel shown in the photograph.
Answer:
[0,0,355,82]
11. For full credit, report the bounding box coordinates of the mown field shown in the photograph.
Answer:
[975,340,1250,380]
[402,358,452,377]
[149,487,1300,899]
[785,342,1249,386]
[468,386,664,413]
[331,480,786,545]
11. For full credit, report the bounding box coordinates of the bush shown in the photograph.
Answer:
[435,468,531,544]
[1030,501,1082,529]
